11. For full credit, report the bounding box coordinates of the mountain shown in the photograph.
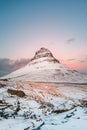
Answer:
[1,47,87,82]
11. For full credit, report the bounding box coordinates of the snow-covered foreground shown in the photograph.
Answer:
[42,107,87,130]
[0,80,87,130]
[1,106,87,130]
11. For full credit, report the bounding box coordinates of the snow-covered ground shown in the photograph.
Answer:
[0,80,87,130]
[42,107,87,130]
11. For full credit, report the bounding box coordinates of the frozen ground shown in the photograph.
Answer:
[0,80,87,130]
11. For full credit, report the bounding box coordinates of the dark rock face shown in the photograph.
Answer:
[31,47,60,63]
[34,48,53,59]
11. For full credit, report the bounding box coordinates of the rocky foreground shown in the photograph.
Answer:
[0,80,87,130]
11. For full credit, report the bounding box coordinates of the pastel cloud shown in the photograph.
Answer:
[62,56,87,73]
[67,38,76,44]
[0,58,29,77]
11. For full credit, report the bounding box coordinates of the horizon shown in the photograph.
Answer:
[0,0,87,73]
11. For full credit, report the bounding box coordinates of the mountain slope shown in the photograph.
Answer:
[1,47,87,83]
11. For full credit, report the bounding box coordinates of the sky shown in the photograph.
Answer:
[0,0,87,73]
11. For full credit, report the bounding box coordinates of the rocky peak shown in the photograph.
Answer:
[30,47,60,63]
[33,47,53,59]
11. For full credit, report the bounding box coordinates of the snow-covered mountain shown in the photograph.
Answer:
[1,47,87,83]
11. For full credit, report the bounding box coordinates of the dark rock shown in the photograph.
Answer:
[7,89,26,97]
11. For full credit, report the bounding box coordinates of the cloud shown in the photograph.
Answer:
[0,58,30,77]
[78,56,87,63]
[79,60,86,63]
[67,55,87,63]
[67,38,75,44]
[68,58,87,64]
[79,60,87,64]
[67,58,76,61]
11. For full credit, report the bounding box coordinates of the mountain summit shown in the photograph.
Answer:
[30,47,60,63]
[1,47,87,83]
[33,47,54,59]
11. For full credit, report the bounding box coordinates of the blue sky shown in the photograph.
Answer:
[0,0,87,72]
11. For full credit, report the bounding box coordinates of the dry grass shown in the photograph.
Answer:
[6,80,87,103]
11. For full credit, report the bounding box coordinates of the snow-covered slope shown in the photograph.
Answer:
[1,47,87,83]
[0,81,87,130]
